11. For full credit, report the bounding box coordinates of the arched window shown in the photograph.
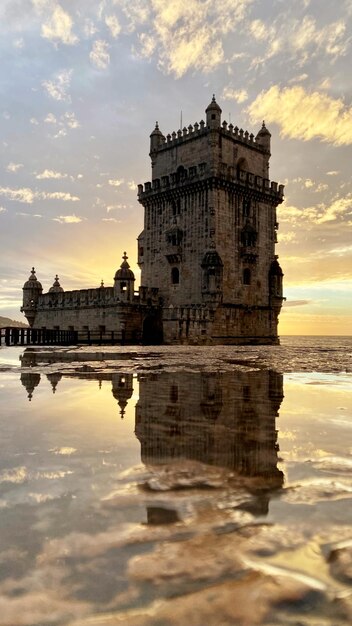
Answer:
[243,268,251,285]
[171,267,179,284]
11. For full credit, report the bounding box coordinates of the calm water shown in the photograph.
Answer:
[0,337,351,625]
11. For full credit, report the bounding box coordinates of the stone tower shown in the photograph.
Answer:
[137,96,284,344]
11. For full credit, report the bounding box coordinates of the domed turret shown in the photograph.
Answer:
[111,374,134,418]
[206,95,222,129]
[20,372,41,401]
[114,252,135,302]
[256,120,271,153]
[49,275,64,293]
[23,267,42,291]
[150,121,165,155]
[21,268,43,327]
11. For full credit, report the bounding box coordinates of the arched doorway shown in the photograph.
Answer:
[142,314,163,345]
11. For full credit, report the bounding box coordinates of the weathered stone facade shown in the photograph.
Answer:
[21,97,284,344]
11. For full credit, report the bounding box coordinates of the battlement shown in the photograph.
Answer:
[151,119,268,155]
[37,287,116,311]
[138,165,284,200]
[35,285,161,311]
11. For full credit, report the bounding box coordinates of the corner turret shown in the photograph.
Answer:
[206,95,222,129]
[114,252,135,302]
[255,121,271,153]
[21,267,42,327]
[150,122,164,155]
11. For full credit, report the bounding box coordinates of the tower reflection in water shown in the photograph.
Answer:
[20,350,284,506]
[135,370,283,479]
[135,369,284,522]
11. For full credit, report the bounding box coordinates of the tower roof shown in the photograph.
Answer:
[114,252,135,281]
[49,275,64,293]
[150,121,164,138]
[256,120,271,137]
[23,267,42,290]
[205,94,222,114]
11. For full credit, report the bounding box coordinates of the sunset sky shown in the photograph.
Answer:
[1,0,351,334]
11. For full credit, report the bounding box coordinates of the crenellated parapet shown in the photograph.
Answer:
[36,286,116,311]
[150,119,270,154]
[138,165,284,202]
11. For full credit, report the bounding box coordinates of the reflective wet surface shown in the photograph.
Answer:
[0,338,351,625]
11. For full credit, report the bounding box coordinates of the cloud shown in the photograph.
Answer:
[327,245,352,256]
[53,215,82,223]
[279,192,352,228]
[283,299,311,307]
[41,4,78,46]
[249,19,271,41]
[138,32,156,57]
[102,217,118,222]
[107,203,127,212]
[127,181,137,191]
[90,40,110,69]
[317,195,352,223]
[0,187,79,204]
[63,112,80,129]
[6,162,23,173]
[0,207,7,213]
[44,113,57,124]
[248,85,352,146]
[0,187,35,203]
[222,87,248,103]
[105,14,121,38]
[278,231,296,243]
[288,73,308,84]
[43,111,79,136]
[42,69,73,102]
[108,178,124,187]
[327,171,339,176]
[135,0,254,78]
[83,18,98,37]
[42,192,79,202]
[36,170,67,179]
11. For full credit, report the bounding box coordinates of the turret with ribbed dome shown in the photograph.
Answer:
[21,268,43,327]
[49,275,64,293]
[114,252,135,302]
[206,94,222,129]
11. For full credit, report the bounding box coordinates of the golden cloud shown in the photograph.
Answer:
[248,85,352,146]
[53,215,82,223]
[137,0,254,77]
[41,5,78,46]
